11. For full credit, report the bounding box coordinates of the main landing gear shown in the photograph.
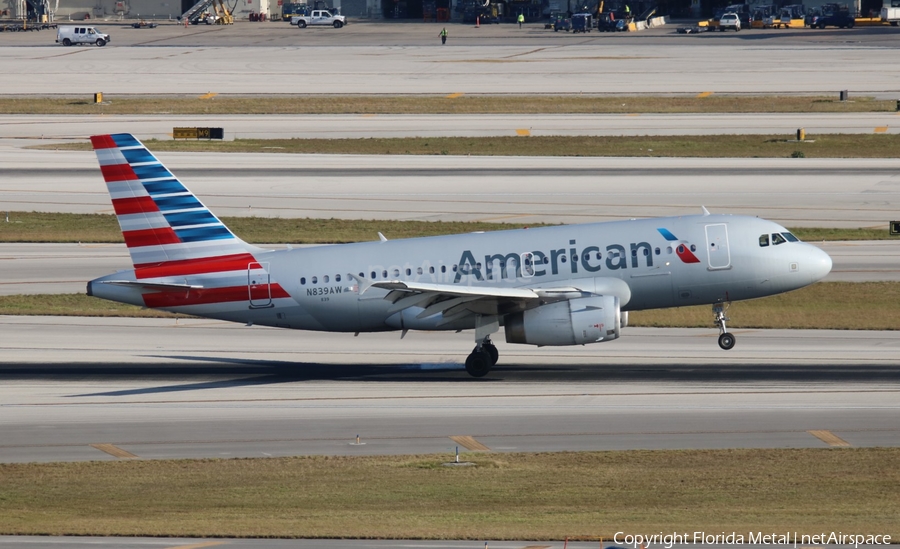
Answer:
[465,337,499,378]
[713,303,735,350]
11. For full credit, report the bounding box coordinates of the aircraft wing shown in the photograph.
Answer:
[348,273,613,325]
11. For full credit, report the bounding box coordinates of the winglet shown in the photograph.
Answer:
[701,205,711,216]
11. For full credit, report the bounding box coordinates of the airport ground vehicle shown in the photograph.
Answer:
[881,0,900,25]
[548,11,571,31]
[719,12,741,29]
[282,1,310,20]
[292,9,346,27]
[571,12,592,32]
[56,25,109,46]
[807,3,854,27]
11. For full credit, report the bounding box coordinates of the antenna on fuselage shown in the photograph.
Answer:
[701,205,711,216]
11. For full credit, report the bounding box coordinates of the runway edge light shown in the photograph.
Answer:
[891,221,900,236]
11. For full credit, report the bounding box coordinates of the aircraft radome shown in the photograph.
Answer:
[86,134,833,377]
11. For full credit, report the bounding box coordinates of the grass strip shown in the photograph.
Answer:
[4,282,899,330]
[0,449,897,538]
[35,133,900,158]
[0,212,891,243]
[2,94,896,115]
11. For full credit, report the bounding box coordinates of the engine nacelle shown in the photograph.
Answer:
[505,295,621,346]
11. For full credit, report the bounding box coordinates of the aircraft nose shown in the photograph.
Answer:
[806,245,833,283]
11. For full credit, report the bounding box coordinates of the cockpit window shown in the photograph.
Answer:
[759,234,769,247]
[772,233,787,245]
[782,232,799,242]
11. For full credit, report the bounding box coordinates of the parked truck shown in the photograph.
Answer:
[291,9,346,27]
[881,0,900,25]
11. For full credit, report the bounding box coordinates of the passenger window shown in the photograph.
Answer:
[655,247,660,255]
[300,277,306,285]
[335,274,341,282]
[382,270,388,278]
[782,232,799,242]
[393,268,400,277]
[429,266,435,274]
[772,233,787,245]
[405,268,411,276]
[759,234,769,247]
[417,267,423,275]
[370,271,376,279]
[441,266,446,273]
[311,276,318,284]
[323,275,329,283]
[690,244,696,252]
[596,252,602,260]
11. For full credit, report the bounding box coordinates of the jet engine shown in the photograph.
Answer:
[504,295,620,346]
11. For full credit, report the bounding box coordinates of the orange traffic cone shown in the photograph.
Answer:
[476,15,480,27]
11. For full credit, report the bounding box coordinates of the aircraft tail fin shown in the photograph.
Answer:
[90,133,259,271]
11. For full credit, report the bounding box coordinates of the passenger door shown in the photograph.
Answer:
[705,223,731,270]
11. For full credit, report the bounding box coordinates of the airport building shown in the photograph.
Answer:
[0,0,879,24]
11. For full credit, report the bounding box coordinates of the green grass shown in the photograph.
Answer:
[0,212,893,243]
[2,94,896,115]
[34,133,900,158]
[0,449,897,538]
[4,282,900,330]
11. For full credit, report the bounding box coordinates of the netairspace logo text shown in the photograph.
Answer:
[614,531,892,549]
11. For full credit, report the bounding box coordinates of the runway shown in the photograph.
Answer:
[3,149,900,226]
[1,316,898,463]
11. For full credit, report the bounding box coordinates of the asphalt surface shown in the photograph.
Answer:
[0,541,885,549]
[1,317,898,464]
[3,22,900,95]
[3,149,900,227]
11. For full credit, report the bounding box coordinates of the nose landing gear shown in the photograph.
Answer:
[713,303,735,350]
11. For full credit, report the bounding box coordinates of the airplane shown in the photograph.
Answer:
[86,133,833,377]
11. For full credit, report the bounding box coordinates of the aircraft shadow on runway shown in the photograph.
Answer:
[1,357,898,397]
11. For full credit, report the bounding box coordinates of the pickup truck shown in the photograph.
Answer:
[291,10,346,28]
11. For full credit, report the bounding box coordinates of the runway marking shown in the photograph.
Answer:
[696,91,714,98]
[166,542,226,549]
[90,443,140,459]
[446,92,465,99]
[522,546,551,549]
[516,129,531,136]
[874,126,888,133]
[198,92,218,100]
[807,430,851,447]
[450,435,491,452]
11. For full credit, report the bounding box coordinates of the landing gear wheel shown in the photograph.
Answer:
[718,332,736,350]
[465,349,492,378]
[712,302,734,350]
[481,342,499,365]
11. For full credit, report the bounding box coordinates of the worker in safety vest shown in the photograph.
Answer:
[439,27,448,44]
[517,13,524,27]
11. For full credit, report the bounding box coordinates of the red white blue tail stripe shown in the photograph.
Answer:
[90,133,292,311]
[91,133,255,270]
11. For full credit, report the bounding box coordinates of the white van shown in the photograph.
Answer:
[56,26,110,47]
